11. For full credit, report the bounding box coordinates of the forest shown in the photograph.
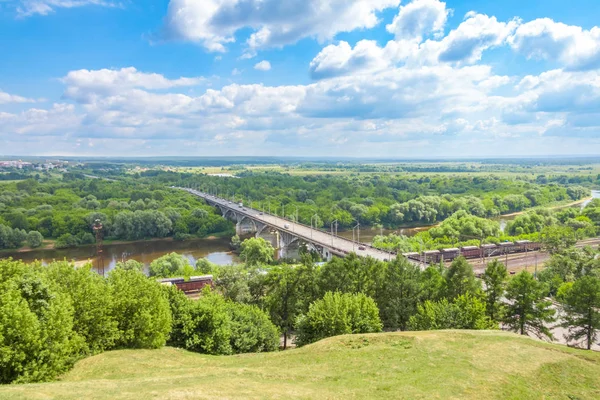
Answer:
[0,164,595,251]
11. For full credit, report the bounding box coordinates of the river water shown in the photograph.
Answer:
[1,237,239,274]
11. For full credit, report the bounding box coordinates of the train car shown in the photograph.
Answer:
[403,252,421,261]
[499,241,522,254]
[460,245,482,259]
[481,243,499,257]
[441,248,460,261]
[423,250,442,264]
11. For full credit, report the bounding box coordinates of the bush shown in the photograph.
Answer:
[227,302,279,353]
[107,268,172,349]
[26,230,44,248]
[295,292,382,347]
[0,260,83,384]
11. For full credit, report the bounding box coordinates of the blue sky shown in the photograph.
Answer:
[1,0,600,157]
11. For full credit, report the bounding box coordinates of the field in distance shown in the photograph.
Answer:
[2,330,599,400]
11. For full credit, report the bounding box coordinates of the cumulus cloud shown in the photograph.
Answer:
[386,0,449,40]
[254,60,271,71]
[61,67,204,103]
[0,90,38,104]
[15,0,119,17]
[436,12,519,63]
[509,18,600,71]
[309,40,391,79]
[162,0,399,52]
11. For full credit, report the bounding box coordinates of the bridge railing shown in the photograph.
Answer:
[182,189,398,258]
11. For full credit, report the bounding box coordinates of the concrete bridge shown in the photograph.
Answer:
[180,188,406,263]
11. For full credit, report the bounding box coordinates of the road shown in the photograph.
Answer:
[182,189,400,263]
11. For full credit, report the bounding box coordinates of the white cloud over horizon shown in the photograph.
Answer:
[14,0,119,17]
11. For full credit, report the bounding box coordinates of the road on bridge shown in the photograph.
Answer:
[182,188,398,263]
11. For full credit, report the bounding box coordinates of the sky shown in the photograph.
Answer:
[1,0,600,157]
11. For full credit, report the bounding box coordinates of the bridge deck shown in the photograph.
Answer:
[182,188,399,262]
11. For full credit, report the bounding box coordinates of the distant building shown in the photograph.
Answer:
[159,275,213,295]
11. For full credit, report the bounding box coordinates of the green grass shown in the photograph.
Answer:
[2,331,600,399]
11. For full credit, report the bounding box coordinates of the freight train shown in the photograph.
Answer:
[403,240,542,264]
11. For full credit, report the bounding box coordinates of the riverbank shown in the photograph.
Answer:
[0,231,234,256]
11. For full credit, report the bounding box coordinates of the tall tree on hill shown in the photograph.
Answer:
[377,257,421,331]
[503,272,555,340]
[445,257,480,300]
[483,260,508,322]
[559,276,600,350]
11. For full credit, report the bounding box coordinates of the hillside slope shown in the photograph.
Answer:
[2,331,600,399]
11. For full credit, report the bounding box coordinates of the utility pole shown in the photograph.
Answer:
[331,220,338,246]
[93,219,105,277]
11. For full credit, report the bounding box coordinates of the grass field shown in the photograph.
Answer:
[2,331,600,400]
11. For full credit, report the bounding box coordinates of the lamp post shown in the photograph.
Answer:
[293,206,299,232]
[352,222,360,252]
[330,220,338,246]
[311,214,319,239]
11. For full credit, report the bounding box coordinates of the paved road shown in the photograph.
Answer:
[182,188,399,263]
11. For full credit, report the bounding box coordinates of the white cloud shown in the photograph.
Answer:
[16,0,119,17]
[386,0,449,40]
[309,40,391,79]
[436,12,519,63]
[61,67,204,103]
[254,60,271,71]
[0,90,38,104]
[509,18,600,70]
[162,0,400,52]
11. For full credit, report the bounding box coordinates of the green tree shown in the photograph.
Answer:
[227,302,279,353]
[239,237,274,267]
[559,276,600,350]
[149,252,190,278]
[419,264,447,302]
[408,293,496,331]
[26,231,44,248]
[540,225,577,254]
[44,262,119,355]
[0,262,82,384]
[295,292,382,347]
[107,268,172,349]
[265,264,301,349]
[377,257,421,330]
[445,257,480,300]
[482,260,508,322]
[503,272,555,339]
[115,259,144,272]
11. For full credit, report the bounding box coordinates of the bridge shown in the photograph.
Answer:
[179,188,403,263]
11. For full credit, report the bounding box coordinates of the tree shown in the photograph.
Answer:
[503,272,555,340]
[239,237,274,267]
[26,231,44,248]
[295,292,382,346]
[445,257,480,300]
[420,264,447,302]
[149,252,190,278]
[265,265,301,349]
[483,260,508,322]
[44,262,119,355]
[227,302,279,353]
[540,225,577,254]
[408,293,496,331]
[107,268,172,349]
[115,259,144,272]
[377,257,421,330]
[0,261,82,384]
[559,276,600,350]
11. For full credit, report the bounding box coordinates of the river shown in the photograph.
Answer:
[1,237,239,274]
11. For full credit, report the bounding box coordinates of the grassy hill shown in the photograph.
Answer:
[2,330,600,400]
